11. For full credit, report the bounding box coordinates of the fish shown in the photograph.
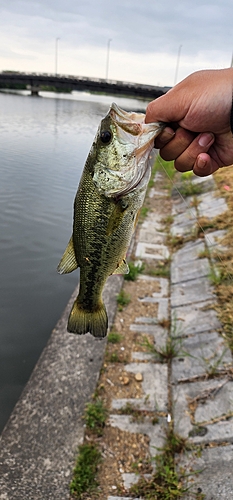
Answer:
[57,103,163,338]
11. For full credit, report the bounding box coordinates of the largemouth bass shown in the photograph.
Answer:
[57,103,163,338]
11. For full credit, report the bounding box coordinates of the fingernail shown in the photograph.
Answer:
[159,129,175,143]
[197,157,207,169]
[198,133,214,148]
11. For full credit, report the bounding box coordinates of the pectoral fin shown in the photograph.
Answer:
[106,199,129,236]
[57,236,78,274]
[113,258,129,275]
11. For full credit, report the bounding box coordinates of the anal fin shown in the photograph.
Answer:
[113,258,129,275]
[57,236,78,274]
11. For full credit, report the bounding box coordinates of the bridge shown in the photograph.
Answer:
[0,71,170,99]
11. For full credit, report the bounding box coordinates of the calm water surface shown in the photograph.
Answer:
[0,91,148,432]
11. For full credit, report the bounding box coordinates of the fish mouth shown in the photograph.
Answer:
[108,103,164,197]
[93,103,164,198]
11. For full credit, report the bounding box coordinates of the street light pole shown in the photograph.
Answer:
[106,38,112,80]
[55,37,60,75]
[174,44,182,86]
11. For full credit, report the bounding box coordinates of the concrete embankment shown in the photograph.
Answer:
[0,276,123,499]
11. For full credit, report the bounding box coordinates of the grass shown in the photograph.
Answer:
[154,155,176,182]
[198,248,210,259]
[120,402,159,425]
[117,289,131,310]
[142,312,186,362]
[197,168,233,356]
[107,331,122,343]
[208,267,223,285]
[202,347,229,376]
[140,206,149,219]
[181,171,194,180]
[124,260,145,281]
[162,214,174,226]
[142,335,184,363]
[195,216,216,236]
[129,428,203,500]
[178,180,203,197]
[167,234,184,250]
[145,260,170,278]
[85,398,108,436]
[120,402,145,423]
[70,443,102,498]
[106,351,121,362]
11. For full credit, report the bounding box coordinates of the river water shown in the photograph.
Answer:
[0,90,149,432]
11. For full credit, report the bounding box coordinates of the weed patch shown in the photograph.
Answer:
[178,180,203,197]
[192,169,233,355]
[70,443,102,498]
[124,260,145,281]
[142,335,185,362]
[106,351,122,363]
[201,347,229,376]
[195,217,216,235]
[129,429,199,500]
[120,402,145,423]
[85,399,108,436]
[140,206,149,219]
[167,234,184,250]
[198,248,210,259]
[117,289,131,310]
[154,155,176,182]
[145,260,170,278]
[107,331,122,343]
[208,267,223,286]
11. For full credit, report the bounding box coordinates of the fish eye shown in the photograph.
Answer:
[100,130,112,144]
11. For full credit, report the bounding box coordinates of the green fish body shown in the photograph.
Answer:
[58,104,163,338]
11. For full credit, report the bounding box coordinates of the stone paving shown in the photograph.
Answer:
[108,173,233,500]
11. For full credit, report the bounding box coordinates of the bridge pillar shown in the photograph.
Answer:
[26,84,40,96]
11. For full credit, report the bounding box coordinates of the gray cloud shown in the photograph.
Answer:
[1,0,232,57]
[0,0,232,87]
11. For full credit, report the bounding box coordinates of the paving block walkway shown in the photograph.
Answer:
[108,173,233,500]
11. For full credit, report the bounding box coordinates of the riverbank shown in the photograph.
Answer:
[1,158,233,499]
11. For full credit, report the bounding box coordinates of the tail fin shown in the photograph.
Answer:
[67,299,108,338]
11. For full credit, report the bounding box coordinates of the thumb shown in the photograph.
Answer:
[145,90,187,124]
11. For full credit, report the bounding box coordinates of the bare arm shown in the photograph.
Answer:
[145,69,233,176]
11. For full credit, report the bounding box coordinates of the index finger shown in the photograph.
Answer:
[155,126,175,149]
[145,90,187,124]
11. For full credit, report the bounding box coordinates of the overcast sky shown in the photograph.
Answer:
[0,0,232,87]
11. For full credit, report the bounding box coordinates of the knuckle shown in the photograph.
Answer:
[160,148,174,161]
[175,158,192,172]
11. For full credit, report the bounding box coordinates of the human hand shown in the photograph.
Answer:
[145,69,233,176]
